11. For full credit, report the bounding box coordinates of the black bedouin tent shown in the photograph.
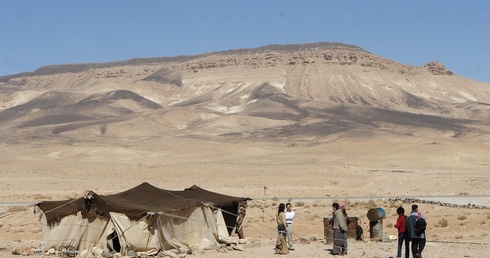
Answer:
[169,185,250,238]
[36,182,250,255]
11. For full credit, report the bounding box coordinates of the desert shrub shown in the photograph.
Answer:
[349,201,362,208]
[455,235,463,239]
[295,201,305,207]
[435,218,449,228]
[479,220,486,225]
[272,197,279,202]
[366,199,377,208]
[481,233,488,238]
[457,214,467,220]
[311,201,322,207]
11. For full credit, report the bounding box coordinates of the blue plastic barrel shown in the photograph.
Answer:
[376,208,386,219]
[367,207,386,222]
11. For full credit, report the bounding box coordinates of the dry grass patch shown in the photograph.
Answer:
[296,201,306,207]
[311,201,321,207]
[435,218,449,228]
[457,214,467,220]
[365,200,378,209]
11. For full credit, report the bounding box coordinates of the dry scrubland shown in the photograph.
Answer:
[0,137,489,257]
[1,198,489,257]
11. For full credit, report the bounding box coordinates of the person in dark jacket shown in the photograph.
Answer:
[406,204,426,258]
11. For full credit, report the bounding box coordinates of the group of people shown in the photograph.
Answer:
[275,201,353,255]
[395,204,427,258]
[274,202,427,257]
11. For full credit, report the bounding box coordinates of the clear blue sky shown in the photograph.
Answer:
[1,1,489,82]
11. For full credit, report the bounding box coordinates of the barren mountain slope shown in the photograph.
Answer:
[0,42,489,142]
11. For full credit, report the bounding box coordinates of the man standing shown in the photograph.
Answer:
[332,202,348,255]
[406,204,427,258]
[285,202,295,250]
[339,202,349,255]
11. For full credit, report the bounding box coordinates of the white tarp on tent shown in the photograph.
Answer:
[39,202,230,255]
[37,183,246,255]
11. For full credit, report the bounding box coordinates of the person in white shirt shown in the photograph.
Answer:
[285,202,295,250]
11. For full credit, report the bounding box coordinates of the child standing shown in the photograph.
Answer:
[395,207,409,258]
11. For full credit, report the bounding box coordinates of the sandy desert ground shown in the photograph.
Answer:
[0,134,489,258]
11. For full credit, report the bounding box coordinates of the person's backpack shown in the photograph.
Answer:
[415,212,427,233]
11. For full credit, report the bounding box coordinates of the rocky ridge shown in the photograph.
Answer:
[0,42,489,143]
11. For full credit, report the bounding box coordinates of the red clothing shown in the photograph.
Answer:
[395,215,407,233]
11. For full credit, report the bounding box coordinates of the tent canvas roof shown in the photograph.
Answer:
[169,185,250,207]
[102,182,200,212]
[37,182,250,225]
[37,182,201,224]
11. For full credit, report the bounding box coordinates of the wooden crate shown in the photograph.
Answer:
[323,216,359,243]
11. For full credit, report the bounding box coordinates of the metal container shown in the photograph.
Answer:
[367,208,386,222]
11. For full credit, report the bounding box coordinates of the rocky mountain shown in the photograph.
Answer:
[1,42,489,144]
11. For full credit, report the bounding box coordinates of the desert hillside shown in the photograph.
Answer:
[0,42,489,257]
[1,41,489,200]
[1,42,489,141]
